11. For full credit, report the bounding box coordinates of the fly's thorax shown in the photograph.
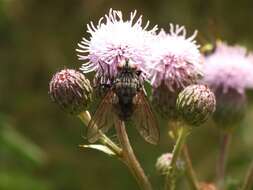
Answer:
[113,72,142,100]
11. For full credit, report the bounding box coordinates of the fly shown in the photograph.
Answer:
[87,59,160,145]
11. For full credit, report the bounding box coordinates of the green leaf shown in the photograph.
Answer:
[79,144,116,156]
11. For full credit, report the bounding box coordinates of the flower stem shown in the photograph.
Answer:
[166,127,190,190]
[78,111,122,157]
[241,161,253,190]
[217,132,231,189]
[169,121,199,190]
[183,145,199,190]
[115,119,153,190]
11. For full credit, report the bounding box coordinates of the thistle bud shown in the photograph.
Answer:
[156,153,172,175]
[49,69,92,115]
[155,153,184,175]
[176,85,216,126]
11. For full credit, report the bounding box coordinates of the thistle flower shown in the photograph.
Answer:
[49,69,92,115]
[150,24,202,119]
[149,24,202,91]
[176,85,216,126]
[203,41,253,94]
[76,9,157,82]
[202,41,253,129]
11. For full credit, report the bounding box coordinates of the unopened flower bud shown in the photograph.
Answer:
[49,69,92,115]
[156,153,172,175]
[176,85,216,126]
[155,153,184,175]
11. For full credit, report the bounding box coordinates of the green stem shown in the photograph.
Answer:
[241,161,253,190]
[170,127,189,166]
[79,111,152,189]
[183,146,199,190]
[78,111,122,157]
[166,127,190,190]
[169,121,199,190]
[217,132,231,189]
[115,120,153,190]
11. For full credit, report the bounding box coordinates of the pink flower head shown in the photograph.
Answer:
[203,41,253,94]
[149,24,202,92]
[76,9,157,81]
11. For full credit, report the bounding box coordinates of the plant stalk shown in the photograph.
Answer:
[169,121,199,190]
[217,132,231,189]
[166,127,189,190]
[78,111,122,157]
[183,145,199,190]
[115,119,153,190]
[241,161,253,190]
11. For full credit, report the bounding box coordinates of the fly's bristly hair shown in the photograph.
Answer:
[87,59,160,145]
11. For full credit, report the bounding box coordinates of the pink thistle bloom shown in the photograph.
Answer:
[203,41,253,94]
[149,24,202,92]
[76,9,157,81]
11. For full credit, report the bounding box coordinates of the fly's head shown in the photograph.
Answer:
[117,59,142,77]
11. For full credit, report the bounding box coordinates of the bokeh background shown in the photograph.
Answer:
[1,0,253,190]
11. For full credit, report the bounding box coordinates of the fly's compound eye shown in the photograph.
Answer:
[117,62,124,70]
[136,70,142,76]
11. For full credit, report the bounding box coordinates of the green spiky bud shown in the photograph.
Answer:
[155,153,184,175]
[49,69,92,115]
[155,153,172,175]
[176,85,216,126]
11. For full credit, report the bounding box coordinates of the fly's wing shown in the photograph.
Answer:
[132,90,160,145]
[87,89,116,143]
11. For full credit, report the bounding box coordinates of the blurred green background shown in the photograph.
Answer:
[1,0,253,189]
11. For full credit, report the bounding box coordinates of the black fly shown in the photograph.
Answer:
[87,59,160,145]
